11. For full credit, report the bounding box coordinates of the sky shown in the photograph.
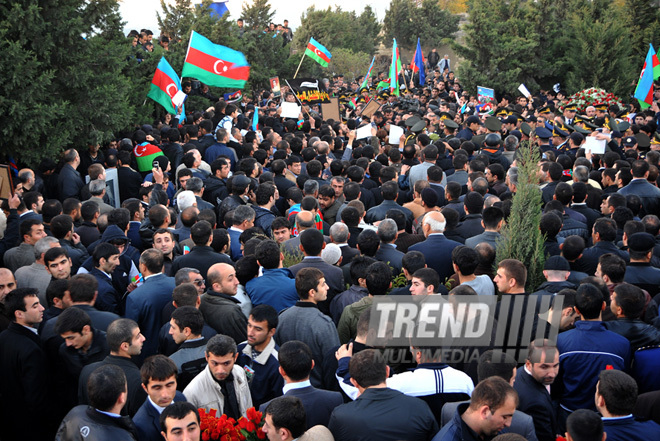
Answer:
[118,0,387,35]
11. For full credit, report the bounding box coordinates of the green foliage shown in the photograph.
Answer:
[293,6,381,55]
[562,0,635,98]
[282,249,303,268]
[326,48,372,82]
[0,0,135,165]
[495,141,546,292]
[384,0,460,49]
[241,0,274,32]
[625,0,660,61]
[157,0,194,42]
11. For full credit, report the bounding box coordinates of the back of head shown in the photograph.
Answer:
[88,364,126,411]
[68,274,98,303]
[366,261,391,295]
[612,283,645,319]
[106,318,139,353]
[482,206,504,230]
[477,350,517,383]
[598,253,626,283]
[278,341,313,381]
[255,239,281,269]
[452,246,478,276]
[597,369,638,416]
[190,220,212,246]
[575,283,604,319]
[299,228,324,256]
[349,349,387,388]
[566,409,604,441]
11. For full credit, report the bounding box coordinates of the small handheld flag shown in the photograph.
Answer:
[634,43,660,109]
[410,38,426,86]
[360,56,375,90]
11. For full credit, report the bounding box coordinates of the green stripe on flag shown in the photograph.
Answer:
[181,63,247,89]
[305,48,329,67]
[147,84,176,114]
[136,152,162,173]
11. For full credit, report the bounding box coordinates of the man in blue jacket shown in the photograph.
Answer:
[246,240,298,312]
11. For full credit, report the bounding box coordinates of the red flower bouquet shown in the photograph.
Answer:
[199,407,266,441]
[564,87,624,113]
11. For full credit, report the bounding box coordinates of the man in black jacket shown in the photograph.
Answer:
[0,288,54,441]
[57,364,139,441]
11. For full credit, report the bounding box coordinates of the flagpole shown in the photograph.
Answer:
[293,45,307,79]
[284,79,312,119]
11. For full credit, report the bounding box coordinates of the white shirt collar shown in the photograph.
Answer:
[283,380,311,394]
[148,396,171,414]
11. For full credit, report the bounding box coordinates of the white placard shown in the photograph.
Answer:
[356,124,373,140]
[584,137,606,154]
[172,90,187,107]
[388,125,404,145]
[518,84,532,99]
[280,102,301,119]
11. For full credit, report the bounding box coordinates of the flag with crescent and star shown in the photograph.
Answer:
[147,57,187,115]
[305,37,332,67]
[182,31,250,89]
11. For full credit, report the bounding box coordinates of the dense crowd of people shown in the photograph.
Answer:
[4,32,660,441]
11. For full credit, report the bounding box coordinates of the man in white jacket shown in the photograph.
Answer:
[183,334,253,418]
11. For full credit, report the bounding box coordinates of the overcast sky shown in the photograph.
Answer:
[118,0,387,34]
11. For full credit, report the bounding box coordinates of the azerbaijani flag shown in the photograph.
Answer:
[223,90,242,103]
[133,143,163,173]
[182,31,250,89]
[147,57,186,114]
[634,43,660,109]
[252,108,259,132]
[305,37,332,67]
[376,78,391,90]
[389,39,400,96]
[360,56,375,90]
[410,38,426,86]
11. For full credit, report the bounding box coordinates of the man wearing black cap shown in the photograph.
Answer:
[535,127,554,153]
[457,115,481,140]
[622,136,638,152]
[562,104,578,126]
[532,256,576,298]
[565,132,585,160]
[623,232,660,297]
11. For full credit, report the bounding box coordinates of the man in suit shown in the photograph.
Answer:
[170,220,231,279]
[0,288,54,441]
[409,211,462,284]
[134,355,187,441]
[228,204,255,261]
[281,211,315,259]
[58,148,84,201]
[618,160,660,217]
[260,341,342,428]
[125,249,176,359]
[288,228,344,315]
[328,349,438,441]
[465,206,503,250]
[374,218,405,276]
[514,339,559,441]
[454,192,485,242]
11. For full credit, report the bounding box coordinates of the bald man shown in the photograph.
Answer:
[0,268,17,331]
[281,211,317,258]
[199,263,247,344]
[409,211,463,282]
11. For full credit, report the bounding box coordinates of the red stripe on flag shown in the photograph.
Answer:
[307,43,330,64]
[152,69,178,98]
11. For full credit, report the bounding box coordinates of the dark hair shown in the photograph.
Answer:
[349,349,387,387]
[598,253,626,283]
[366,261,392,295]
[140,249,165,274]
[482,206,504,230]
[255,239,281,269]
[4,288,39,322]
[171,306,204,336]
[88,364,126,411]
[575,283,604,319]
[206,334,237,357]
[172,283,199,306]
[402,251,426,274]
[81,200,100,222]
[356,229,380,257]
[264,396,307,439]
[497,259,527,288]
[613,283,645,319]
[561,235,585,261]
[42,199,63,223]
[250,304,278,330]
[540,212,562,239]
[477,350,517,382]
[190,220,212,246]
[452,246,478,275]
[299,228,324,256]
[92,242,120,267]
[278,341,313,381]
[412,268,440,291]
[566,409,604,441]
[141,354,178,385]
[68,274,98,302]
[349,256,376,285]
[598,369,638,416]
[160,401,200,433]
[256,182,276,206]
[54,306,91,335]
[295,267,324,300]
[468,376,518,411]
[50,214,74,239]
[554,182,574,205]
[46,279,68,307]
[106,318,139,352]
